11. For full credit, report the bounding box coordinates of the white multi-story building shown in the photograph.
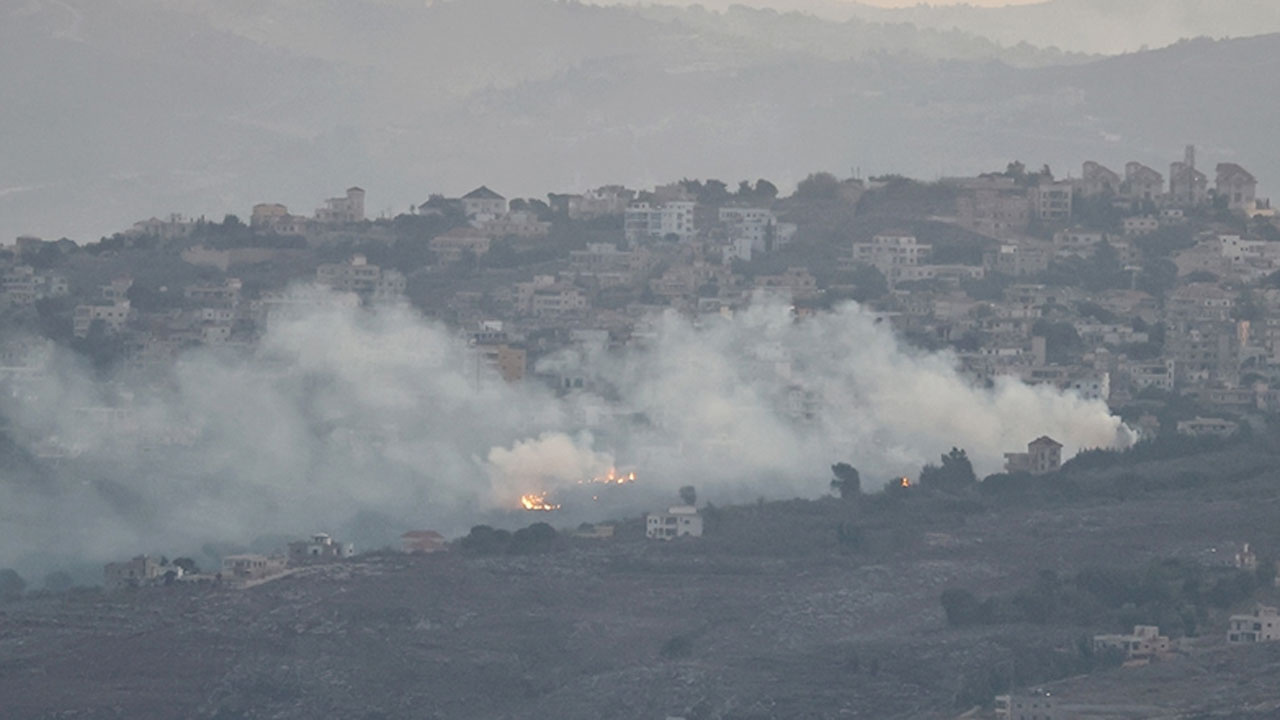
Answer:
[624,201,696,243]
[316,254,381,294]
[1228,605,1280,644]
[2,265,68,305]
[718,206,795,252]
[1093,625,1170,660]
[316,187,365,223]
[646,505,703,540]
[184,278,242,305]
[1219,234,1269,265]
[1124,359,1176,391]
[1052,229,1108,257]
[530,285,588,318]
[1176,416,1239,438]
[1123,215,1159,236]
[850,233,932,276]
[1032,181,1073,222]
[460,186,508,221]
[73,300,133,337]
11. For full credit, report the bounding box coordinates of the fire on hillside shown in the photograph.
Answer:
[581,467,637,486]
[520,493,561,511]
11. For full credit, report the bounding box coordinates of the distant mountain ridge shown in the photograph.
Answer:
[3,0,1280,240]
[606,0,1280,55]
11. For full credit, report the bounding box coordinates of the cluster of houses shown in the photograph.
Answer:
[103,513,696,592]
[9,144,1280,482]
[104,531,364,590]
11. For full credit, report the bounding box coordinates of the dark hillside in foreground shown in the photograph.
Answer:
[3,444,1280,719]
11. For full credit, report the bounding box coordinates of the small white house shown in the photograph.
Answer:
[646,505,703,540]
[1228,605,1280,644]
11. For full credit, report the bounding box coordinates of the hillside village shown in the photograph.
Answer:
[4,146,1279,445]
[9,148,1280,717]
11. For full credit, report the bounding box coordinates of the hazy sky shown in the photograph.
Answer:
[856,0,1042,5]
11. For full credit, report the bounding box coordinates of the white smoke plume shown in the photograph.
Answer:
[0,289,1129,576]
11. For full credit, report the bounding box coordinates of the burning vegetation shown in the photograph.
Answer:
[519,493,561,511]
[581,467,637,485]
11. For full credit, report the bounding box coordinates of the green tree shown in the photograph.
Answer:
[794,172,841,201]
[919,448,977,491]
[830,462,861,499]
[460,525,511,555]
[509,522,558,554]
[0,569,26,602]
[679,485,697,506]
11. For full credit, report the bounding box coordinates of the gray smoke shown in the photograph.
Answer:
[0,290,1129,576]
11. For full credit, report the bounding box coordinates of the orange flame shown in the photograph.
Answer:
[900,477,911,488]
[580,467,638,486]
[520,493,561,511]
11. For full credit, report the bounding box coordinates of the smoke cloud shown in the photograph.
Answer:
[0,289,1129,576]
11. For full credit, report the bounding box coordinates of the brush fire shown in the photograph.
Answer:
[581,467,637,485]
[519,467,636,510]
[519,493,561,511]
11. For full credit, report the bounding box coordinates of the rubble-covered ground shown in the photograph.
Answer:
[2,448,1280,719]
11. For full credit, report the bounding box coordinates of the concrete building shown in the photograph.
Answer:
[316,254,382,294]
[185,278,242,305]
[1003,436,1063,475]
[549,185,635,218]
[73,300,133,337]
[481,209,550,238]
[287,533,354,565]
[719,206,795,252]
[1176,416,1239,438]
[531,286,588,317]
[850,232,932,276]
[753,267,819,301]
[316,187,365,223]
[952,176,1032,239]
[985,241,1052,277]
[1123,215,1159,236]
[1032,181,1073,222]
[1124,359,1176,392]
[460,186,507,221]
[625,201,697,243]
[104,555,169,590]
[2,265,68,306]
[1216,163,1258,211]
[1123,162,1164,202]
[430,227,492,262]
[474,342,527,383]
[221,554,288,582]
[890,264,986,285]
[1228,605,1280,644]
[1170,161,1209,207]
[995,690,1059,720]
[569,243,634,274]
[1092,625,1170,660]
[1052,229,1108,258]
[250,203,309,235]
[646,505,703,540]
[1080,161,1121,197]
